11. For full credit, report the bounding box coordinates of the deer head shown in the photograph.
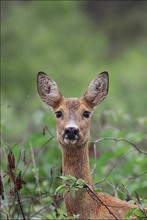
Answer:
[37,71,109,148]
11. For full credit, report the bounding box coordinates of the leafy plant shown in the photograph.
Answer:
[126,208,147,220]
[55,176,87,199]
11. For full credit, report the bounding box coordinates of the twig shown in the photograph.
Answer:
[104,150,135,181]
[91,141,97,177]
[16,191,26,220]
[93,137,147,198]
[91,137,147,179]
[22,136,54,176]
[122,184,147,216]
[15,148,22,169]
[94,137,147,154]
[125,171,147,184]
[11,140,23,150]
[30,144,39,186]
[22,148,27,165]
[85,184,119,220]
[48,167,56,193]
[94,150,135,196]
[30,143,55,215]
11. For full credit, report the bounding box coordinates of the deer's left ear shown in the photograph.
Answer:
[83,72,109,107]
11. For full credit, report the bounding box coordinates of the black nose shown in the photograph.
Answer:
[64,127,80,140]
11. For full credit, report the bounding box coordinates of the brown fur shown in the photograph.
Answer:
[62,142,137,219]
[37,72,142,219]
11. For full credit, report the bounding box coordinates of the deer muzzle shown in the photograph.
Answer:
[63,127,81,144]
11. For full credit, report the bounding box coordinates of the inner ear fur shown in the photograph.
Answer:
[83,72,109,107]
[37,71,62,108]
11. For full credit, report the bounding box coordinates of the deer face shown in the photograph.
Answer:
[37,71,109,148]
[53,98,93,147]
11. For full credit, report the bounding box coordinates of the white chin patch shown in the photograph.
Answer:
[64,138,77,145]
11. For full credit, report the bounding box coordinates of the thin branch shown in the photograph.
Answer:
[125,171,147,184]
[91,141,97,176]
[15,148,22,169]
[22,136,54,176]
[30,143,55,214]
[92,137,147,203]
[94,137,147,154]
[11,140,23,150]
[85,184,119,220]
[16,190,26,220]
[104,150,135,181]
[91,137,147,179]
[122,184,147,215]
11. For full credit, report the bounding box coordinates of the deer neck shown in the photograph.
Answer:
[61,142,94,187]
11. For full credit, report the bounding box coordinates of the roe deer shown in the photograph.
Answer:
[37,71,140,219]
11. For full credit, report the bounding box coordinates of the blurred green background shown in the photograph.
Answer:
[1,1,147,219]
[1,0,147,142]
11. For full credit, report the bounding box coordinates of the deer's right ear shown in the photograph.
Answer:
[37,72,62,108]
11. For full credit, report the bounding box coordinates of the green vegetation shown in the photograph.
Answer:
[1,1,147,219]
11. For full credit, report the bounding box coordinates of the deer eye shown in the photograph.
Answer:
[83,111,90,118]
[55,111,62,118]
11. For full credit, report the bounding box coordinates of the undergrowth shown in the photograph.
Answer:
[1,117,147,219]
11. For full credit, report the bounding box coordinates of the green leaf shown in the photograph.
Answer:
[73,214,80,219]
[76,178,86,186]
[70,187,77,199]
[135,209,147,219]
[94,188,102,193]
[76,185,84,189]
[126,207,137,219]
[135,185,147,198]
[55,184,66,195]
[59,175,69,181]
[60,175,76,182]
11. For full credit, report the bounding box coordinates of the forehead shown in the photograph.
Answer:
[55,98,88,112]
[65,98,81,110]
[54,97,93,112]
